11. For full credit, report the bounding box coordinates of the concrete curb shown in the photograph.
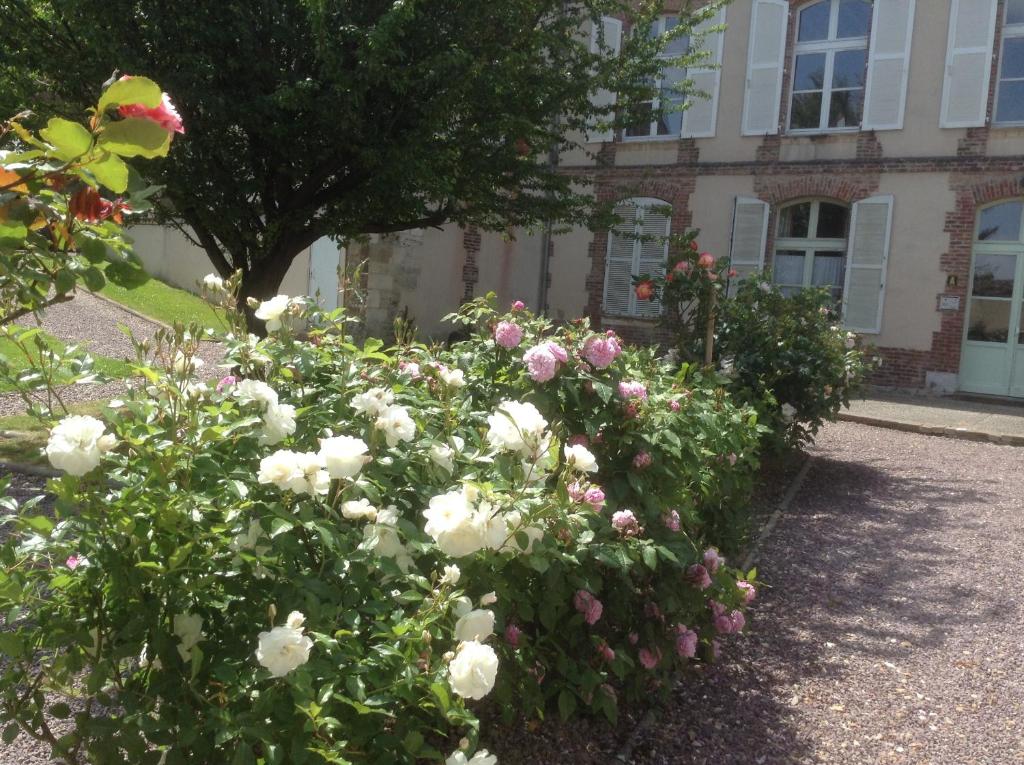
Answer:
[838,412,1024,447]
[86,289,172,332]
[613,457,813,763]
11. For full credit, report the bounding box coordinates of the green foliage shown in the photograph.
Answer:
[0,0,727,304]
[97,260,226,333]
[716,276,877,451]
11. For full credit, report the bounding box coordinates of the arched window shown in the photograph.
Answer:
[772,199,850,302]
[788,0,871,131]
[603,198,670,318]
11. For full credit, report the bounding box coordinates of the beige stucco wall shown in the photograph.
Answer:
[127,224,311,297]
[986,127,1024,156]
[547,226,595,321]
[387,227,466,340]
[476,229,545,311]
[615,141,679,166]
[689,174,756,258]
[873,173,952,351]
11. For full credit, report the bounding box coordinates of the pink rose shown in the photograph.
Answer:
[708,272,719,282]
[523,343,558,382]
[598,642,615,662]
[703,548,724,573]
[737,581,757,604]
[584,486,605,511]
[505,623,523,648]
[398,360,422,379]
[611,509,639,536]
[669,399,681,412]
[673,260,691,274]
[624,402,639,419]
[216,375,237,392]
[675,625,698,658]
[494,321,524,349]
[573,590,603,625]
[663,509,681,532]
[638,647,662,670]
[511,300,526,311]
[632,451,652,470]
[617,381,648,400]
[66,554,83,570]
[698,252,715,269]
[545,342,568,363]
[117,80,185,135]
[583,334,622,369]
[567,481,586,502]
[688,564,712,590]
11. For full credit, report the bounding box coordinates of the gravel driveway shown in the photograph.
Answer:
[0,291,224,416]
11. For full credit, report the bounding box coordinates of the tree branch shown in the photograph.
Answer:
[1,292,74,327]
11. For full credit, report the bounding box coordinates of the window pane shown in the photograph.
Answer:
[662,17,689,57]
[794,53,827,91]
[812,252,845,286]
[625,102,654,137]
[778,203,812,238]
[1019,302,1024,345]
[798,1,831,42]
[833,49,867,89]
[837,0,872,38]
[1002,37,1024,79]
[978,202,1023,241]
[996,81,1024,123]
[1008,0,1024,25]
[828,88,864,127]
[657,67,686,134]
[967,299,1012,342]
[790,92,823,129]
[774,251,806,284]
[816,203,850,238]
[972,253,1017,297]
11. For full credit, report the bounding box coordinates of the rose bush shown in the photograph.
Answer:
[716,276,877,451]
[0,285,762,763]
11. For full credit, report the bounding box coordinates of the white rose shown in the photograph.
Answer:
[341,498,378,521]
[46,415,116,476]
[476,506,508,551]
[351,387,394,417]
[173,612,204,662]
[258,449,301,489]
[452,596,473,618]
[202,273,225,292]
[318,435,370,479]
[293,451,329,495]
[234,379,278,408]
[375,404,416,447]
[563,444,598,473]
[254,294,291,331]
[486,401,548,456]
[479,591,497,606]
[440,367,465,388]
[447,751,498,765]
[260,403,297,445]
[258,450,328,495]
[440,564,461,586]
[172,351,205,376]
[423,491,486,557]
[781,403,797,422]
[429,443,455,473]
[454,609,495,642]
[255,613,313,677]
[449,640,499,700]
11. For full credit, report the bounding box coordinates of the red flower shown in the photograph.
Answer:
[634,280,656,301]
[698,252,715,269]
[690,240,699,251]
[117,77,185,134]
[69,188,132,224]
[728,268,738,278]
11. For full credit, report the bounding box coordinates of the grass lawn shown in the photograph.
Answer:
[0,330,134,393]
[98,260,226,333]
[0,400,107,466]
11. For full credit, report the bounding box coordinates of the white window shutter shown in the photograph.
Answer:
[741,0,788,136]
[842,195,894,333]
[729,197,770,285]
[682,6,727,139]
[602,204,638,315]
[588,16,623,143]
[940,0,999,128]
[634,206,671,318]
[862,0,916,130]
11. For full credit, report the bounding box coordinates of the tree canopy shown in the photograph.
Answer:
[0,0,716,303]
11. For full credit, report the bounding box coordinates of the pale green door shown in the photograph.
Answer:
[960,201,1024,398]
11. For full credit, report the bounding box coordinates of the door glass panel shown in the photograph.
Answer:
[774,251,806,285]
[798,1,831,42]
[816,203,849,238]
[778,203,811,238]
[977,202,1023,241]
[837,0,872,38]
[972,253,1017,297]
[967,299,1012,342]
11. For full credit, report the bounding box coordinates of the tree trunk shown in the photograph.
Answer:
[236,241,307,335]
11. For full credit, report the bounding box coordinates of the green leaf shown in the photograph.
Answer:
[557,689,577,720]
[82,267,106,292]
[20,515,54,534]
[98,119,172,159]
[40,117,93,161]
[0,221,28,247]
[641,545,657,570]
[2,723,18,745]
[49,702,72,719]
[98,76,163,114]
[85,154,130,193]
[402,731,423,755]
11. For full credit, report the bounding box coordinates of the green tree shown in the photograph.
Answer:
[0,0,720,314]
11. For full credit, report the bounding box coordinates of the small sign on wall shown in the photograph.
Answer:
[939,295,961,311]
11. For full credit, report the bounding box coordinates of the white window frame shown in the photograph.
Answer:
[602,197,671,317]
[787,0,871,134]
[773,199,850,301]
[623,16,689,142]
[994,1,1024,126]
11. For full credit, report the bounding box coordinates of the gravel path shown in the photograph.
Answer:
[0,292,225,416]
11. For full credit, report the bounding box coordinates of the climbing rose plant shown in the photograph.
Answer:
[0,287,761,763]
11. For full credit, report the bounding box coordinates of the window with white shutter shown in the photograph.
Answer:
[588,16,624,143]
[742,0,789,136]
[772,200,851,303]
[728,197,770,287]
[940,0,999,128]
[842,194,894,333]
[862,0,917,130]
[624,16,688,140]
[994,0,1024,124]
[602,198,671,317]
[682,6,728,138]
